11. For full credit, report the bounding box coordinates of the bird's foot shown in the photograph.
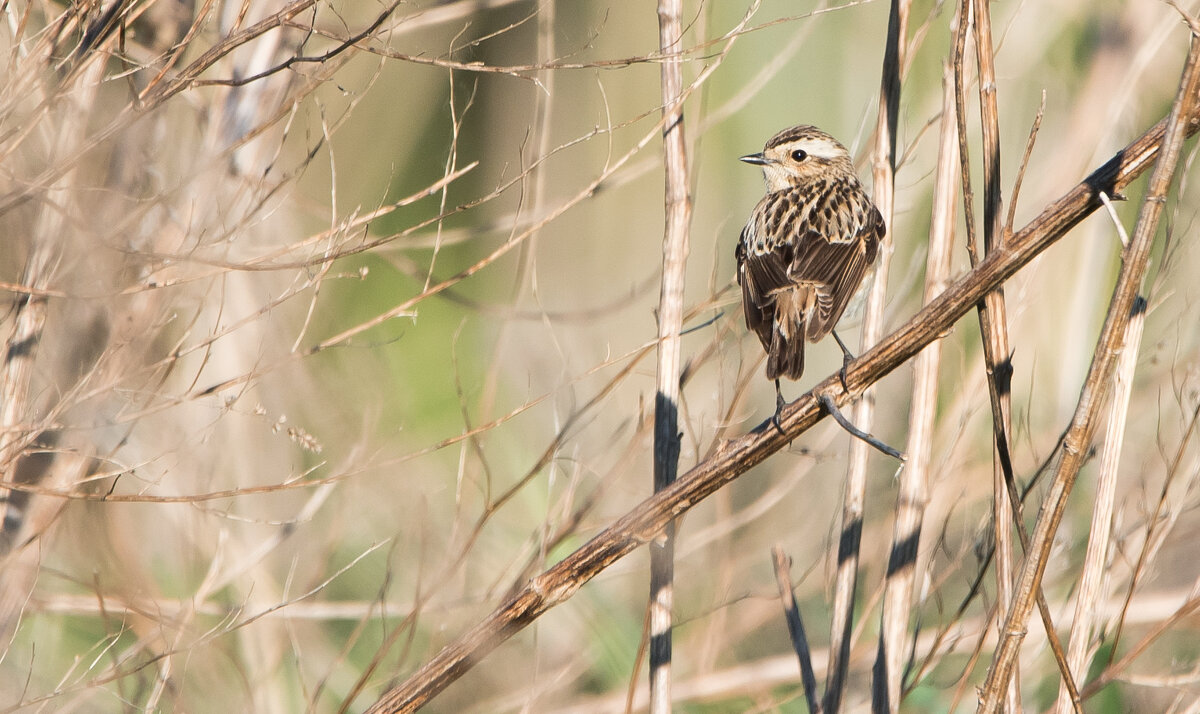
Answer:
[771,379,787,436]
[831,330,855,394]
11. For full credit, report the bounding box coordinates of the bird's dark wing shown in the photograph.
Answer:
[786,178,884,340]
[737,194,796,350]
[737,178,883,380]
[736,236,776,349]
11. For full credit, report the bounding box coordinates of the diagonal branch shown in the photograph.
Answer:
[975,32,1200,714]
[363,97,1200,714]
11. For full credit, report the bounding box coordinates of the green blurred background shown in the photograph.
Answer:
[2,0,1199,711]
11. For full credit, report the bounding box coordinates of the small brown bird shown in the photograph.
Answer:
[737,125,884,418]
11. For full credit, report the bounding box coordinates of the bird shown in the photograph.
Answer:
[736,124,885,423]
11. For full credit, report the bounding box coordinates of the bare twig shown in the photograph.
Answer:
[362,80,1200,714]
[1004,93,1046,237]
[818,394,904,460]
[951,0,980,269]
[976,33,1200,714]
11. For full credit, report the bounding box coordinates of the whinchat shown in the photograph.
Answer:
[737,124,884,418]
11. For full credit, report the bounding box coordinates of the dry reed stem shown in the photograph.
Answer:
[876,61,958,714]
[1053,290,1145,714]
[772,546,822,714]
[826,1,908,711]
[362,78,1200,714]
[970,1,1081,708]
[0,55,106,633]
[975,32,1200,714]
[966,4,1023,707]
[649,1,693,711]
[1104,376,1200,673]
[951,0,979,268]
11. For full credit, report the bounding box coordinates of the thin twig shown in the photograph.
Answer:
[1004,92,1046,237]
[1097,191,1131,248]
[818,394,904,460]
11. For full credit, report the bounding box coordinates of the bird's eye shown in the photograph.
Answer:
[790,149,808,162]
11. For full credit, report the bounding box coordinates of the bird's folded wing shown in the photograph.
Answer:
[789,204,884,339]
[736,237,785,348]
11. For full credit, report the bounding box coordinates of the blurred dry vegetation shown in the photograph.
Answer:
[1,0,1200,712]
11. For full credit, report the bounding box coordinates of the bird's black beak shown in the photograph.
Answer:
[739,152,770,166]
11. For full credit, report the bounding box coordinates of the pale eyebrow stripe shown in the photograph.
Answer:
[793,139,841,158]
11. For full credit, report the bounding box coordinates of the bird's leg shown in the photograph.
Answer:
[818,393,905,461]
[831,330,855,393]
[771,379,787,436]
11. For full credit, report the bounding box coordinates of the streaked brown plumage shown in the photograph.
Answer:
[737,125,883,399]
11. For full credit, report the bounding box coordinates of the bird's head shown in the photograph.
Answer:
[740,125,856,192]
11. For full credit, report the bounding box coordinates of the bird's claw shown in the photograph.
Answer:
[832,330,855,394]
[771,380,788,436]
[838,356,852,394]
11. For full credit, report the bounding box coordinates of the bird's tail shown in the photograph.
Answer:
[765,317,805,381]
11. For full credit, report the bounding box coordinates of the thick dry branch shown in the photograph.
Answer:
[363,100,1200,714]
